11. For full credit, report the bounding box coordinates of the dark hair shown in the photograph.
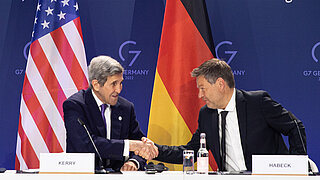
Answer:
[191,58,235,88]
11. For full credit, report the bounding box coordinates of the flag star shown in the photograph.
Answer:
[45,6,54,16]
[41,20,50,29]
[51,0,57,2]
[32,31,34,37]
[74,2,79,11]
[61,0,70,7]
[37,3,41,11]
[34,17,38,24]
[57,11,66,20]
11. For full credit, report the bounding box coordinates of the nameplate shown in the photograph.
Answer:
[252,155,308,176]
[39,153,94,174]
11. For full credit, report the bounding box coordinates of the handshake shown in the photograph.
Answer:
[129,137,159,160]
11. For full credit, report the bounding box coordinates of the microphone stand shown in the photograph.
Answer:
[288,112,306,154]
[78,118,108,174]
[288,112,312,173]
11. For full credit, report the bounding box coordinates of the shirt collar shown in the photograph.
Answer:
[218,88,236,114]
[91,89,110,108]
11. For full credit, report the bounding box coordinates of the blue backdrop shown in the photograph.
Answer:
[0,0,319,170]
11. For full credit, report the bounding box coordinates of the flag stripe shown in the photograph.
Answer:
[148,70,192,170]
[25,55,65,151]
[149,71,193,144]
[73,17,83,40]
[181,0,215,55]
[38,32,78,98]
[148,0,217,171]
[15,154,21,170]
[30,40,66,117]
[15,127,27,170]
[62,19,88,81]
[22,76,62,153]
[209,150,218,171]
[20,97,49,155]
[17,113,39,169]
[157,0,212,133]
[51,23,88,91]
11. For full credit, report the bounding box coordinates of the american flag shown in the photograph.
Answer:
[15,0,88,170]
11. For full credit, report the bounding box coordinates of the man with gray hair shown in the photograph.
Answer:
[154,58,306,172]
[63,55,158,172]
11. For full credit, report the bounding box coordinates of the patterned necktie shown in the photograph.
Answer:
[221,111,228,171]
[101,104,108,137]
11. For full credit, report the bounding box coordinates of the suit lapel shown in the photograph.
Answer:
[110,101,122,139]
[236,90,247,154]
[85,89,106,138]
[211,109,222,169]
[205,107,221,169]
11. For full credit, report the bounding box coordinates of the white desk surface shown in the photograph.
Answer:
[1,170,320,180]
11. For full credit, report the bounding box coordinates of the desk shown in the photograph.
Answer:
[1,170,320,180]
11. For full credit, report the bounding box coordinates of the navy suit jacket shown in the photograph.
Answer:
[63,88,146,171]
[155,89,307,171]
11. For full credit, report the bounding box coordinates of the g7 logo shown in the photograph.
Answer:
[312,42,320,63]
[119,41,141,66]
[23,41,31,60]
[215,41,237,64]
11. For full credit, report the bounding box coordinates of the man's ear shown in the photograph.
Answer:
[216,77,225,89]
[91,79,100,91]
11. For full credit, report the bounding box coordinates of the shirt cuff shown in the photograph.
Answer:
[123,139,129,156]
[128,158,140,170]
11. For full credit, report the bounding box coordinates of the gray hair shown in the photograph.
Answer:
[191,58,235,88]
[88,55,124,88]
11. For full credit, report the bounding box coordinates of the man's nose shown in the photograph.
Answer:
[115,85,122,93]
[198,90,203,99]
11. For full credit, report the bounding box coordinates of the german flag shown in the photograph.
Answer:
[148,0,217,171]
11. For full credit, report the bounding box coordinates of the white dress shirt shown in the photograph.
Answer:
[91,90,129,157]
[217,89,247,171]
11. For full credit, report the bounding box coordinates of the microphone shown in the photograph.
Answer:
[288,112,313,173]
[288,112,306,154]
[0,168,6,173]
[77,118,107,174]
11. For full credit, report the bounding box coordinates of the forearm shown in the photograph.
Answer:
[155,144,185,164]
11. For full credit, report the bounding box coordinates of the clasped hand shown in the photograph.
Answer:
[129,137,158,160]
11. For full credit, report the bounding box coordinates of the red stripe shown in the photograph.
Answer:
[156,0,217,170]
[72,18,88,88]
[30,41,66,118]
[209,149,218,171]
[15,155,20,170]
[22,76,63,153]
[50,26,88,91]
[157,0,213,134]
[73,17,83,39]
[16,113,38,169]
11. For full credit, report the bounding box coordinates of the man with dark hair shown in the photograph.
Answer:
[63,55,158,172]
[154,58,306,172]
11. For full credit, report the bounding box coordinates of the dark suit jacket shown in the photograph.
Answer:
[155,89,307,171]
[63,88,146,171]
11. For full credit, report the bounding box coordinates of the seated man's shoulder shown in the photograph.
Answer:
[199,104,216,113]
[64,89,87,105]
[117,96,134,107]
[239,89,269,98]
